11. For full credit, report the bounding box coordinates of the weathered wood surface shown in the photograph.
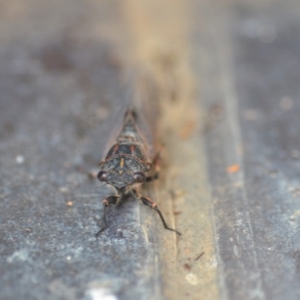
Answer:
[197,1,300,299]
[0,0,300,299]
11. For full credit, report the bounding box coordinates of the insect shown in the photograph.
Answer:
[95,103,181,237]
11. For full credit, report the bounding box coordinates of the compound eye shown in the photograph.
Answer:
[97,171,107,182]
[134,172,145,183]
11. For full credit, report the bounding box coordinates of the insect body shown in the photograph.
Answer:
[96,106,181,236]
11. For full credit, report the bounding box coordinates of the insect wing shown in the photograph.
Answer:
[101,74,160,162]
[101,100,130,160]
[129,76,160,160]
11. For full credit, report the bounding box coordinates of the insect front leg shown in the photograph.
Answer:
[95,195,119,237]
[131,189,181,236]
[145,173,159,182]
[145,152,161,182]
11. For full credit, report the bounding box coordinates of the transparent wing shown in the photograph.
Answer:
[101,71,160,161]
[130,73,160,160]
[101,98,130,160]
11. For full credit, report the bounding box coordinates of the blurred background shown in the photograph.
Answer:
[0,0,300,299]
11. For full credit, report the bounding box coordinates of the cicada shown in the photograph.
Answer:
[96,101,181,237]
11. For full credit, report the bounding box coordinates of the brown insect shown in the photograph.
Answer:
[96,103,181,237]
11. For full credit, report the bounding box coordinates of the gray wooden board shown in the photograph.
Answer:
[0,1,162,300]
[195,0,300,299]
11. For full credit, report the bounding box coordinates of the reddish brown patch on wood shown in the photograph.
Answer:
[227,164,240,173]
[179,120,197,139]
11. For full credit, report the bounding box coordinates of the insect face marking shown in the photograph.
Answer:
[130,145,135,154]
[120,157,125,168]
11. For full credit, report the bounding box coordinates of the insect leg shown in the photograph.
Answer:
[95,195,119,237]
[145,152,161,182]
[132,189,181,235]
[145,173,159,182]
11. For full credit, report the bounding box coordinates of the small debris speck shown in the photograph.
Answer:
[287,186,295,192]
[227,164,240,173]
[280,96,293,111]
[87,288,118,300]
[16,155,25,164]
[290,210,300,221]
[185,273,199,285]
[59,187,69,193]
[195,252,205,261]
[67,201,73,206]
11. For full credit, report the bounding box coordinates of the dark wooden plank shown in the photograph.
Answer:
[234,1,300,298]
[193,0,300,299]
